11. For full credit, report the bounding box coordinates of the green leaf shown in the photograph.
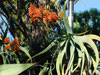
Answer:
[20,46,32,63]
[65,41,75,75]
[83,69,86,75]
[72,48,82,72]
[0,64,34,75]
[81,53,85,75]
[39,67,48,75]
[39,61,49,75]
[91,57,97,71]
[85,34,100,42]
[12,52,20,64]
[48,66,53,75]
[63,0,72,34]
[27,39,57,62]
[56,41,68,75]
[73,36,90,71]
[59,41,66,47]
[80,36,99,73]
[62,65,65,75]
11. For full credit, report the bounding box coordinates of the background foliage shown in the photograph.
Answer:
[0,0,100,75]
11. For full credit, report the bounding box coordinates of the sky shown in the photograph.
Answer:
[74,0,100,12]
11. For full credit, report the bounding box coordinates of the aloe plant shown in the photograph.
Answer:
[27,0,100,75]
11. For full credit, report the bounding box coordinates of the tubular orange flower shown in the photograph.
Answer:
[30,17,39,23]
[33,9,41,18]
[29,3,37,17]
[29,3,58,24]
[43,10,50,17]
[43,11,58,24]
[12,37,19,45]
[5,44,11,50]
[38,6,45,12]
[29,4,42,23]
[48,15,53,22]
[13,45,20,51]
[48,12,58,23]
[4,37,10,43]
[43,17,49,24]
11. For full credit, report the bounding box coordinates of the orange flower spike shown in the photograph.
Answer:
[43,10,50,17]
[5,44,11,50]
[47,12,58,23]
[48,15,53,22]
[39,6,45,12]
[13,45,20,51]
[36,9,42,18]
[30,17,35,23]
[12,37,19,45]
[29,3,42,23]
[29,4,37,17]
[52,12,58,20]
[43,17,49,24]
[4,37,10,43]
[29,7,33,17]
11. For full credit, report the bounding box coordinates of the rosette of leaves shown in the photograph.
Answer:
[27,0,100,75]
[56,1,100,75]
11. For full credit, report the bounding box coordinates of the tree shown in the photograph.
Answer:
[74,9,100,35]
